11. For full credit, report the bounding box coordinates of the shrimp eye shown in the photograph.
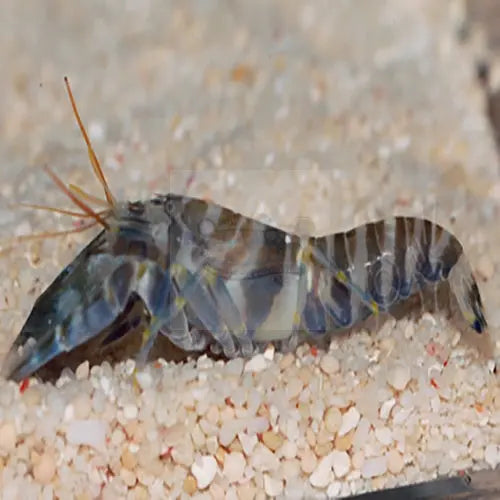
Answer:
[164,199,177,215]
[128,201,145,215]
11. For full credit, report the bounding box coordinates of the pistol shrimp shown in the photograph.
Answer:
[1,80,487,381]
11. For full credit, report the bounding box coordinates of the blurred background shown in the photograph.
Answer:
[1,0,500,350]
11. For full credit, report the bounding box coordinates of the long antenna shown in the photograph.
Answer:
[68,184,109,208]
[14,202,108,219]
[64,76,116,206]
[0,220,100,258]
[42,165,110,229]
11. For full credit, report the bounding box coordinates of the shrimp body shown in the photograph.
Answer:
[1,79,487,381]
[2,195,486,381]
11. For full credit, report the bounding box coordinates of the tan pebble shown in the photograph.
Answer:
[297,402,310,419]
[298,366,312,385]
[317,427,332,446]
[215,446,226,466]
[335,429,354,451]
[125,421,142,442]
[75,494,91,500]
[111,428,125,446]
[184,474,198,494]
[306,428,316,447]
[282,458,300,478]
[131,485,149,500]
[121,448,138,470]
[33,452,56,485]
[300,447,318,474]
[229,439,243,453]
[262,431,283,452]
[387,449,404,474]
[206,405,220,425]
[320,354,340,375]
[172,439,194,467]
[324,407,342,434]
[220,406,235,422]
[0,423,16,452]
[372,476,387,490]
[191,424,206,448]
[315,441,333,457]
[471,446,484,461]
[30,450,41,465]
[223,451,246,483]
[257,404,269,418]
[120,467,136,487]
[279,352,295,371]
[236,483,257,500]
[22,386,42,407]
[75,360,90,379]
[379,337,395,356]
[286,377,303,399]
[209,481,226,498]
[73,394,91,420]
[206,436,218,455]
[352,450,365,469]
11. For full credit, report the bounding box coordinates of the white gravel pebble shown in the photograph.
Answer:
[65,420,108,451]
[375,427,392,446]
[250,443,280,472]
[320,354,340,375]
[327,481,342,498]
[263,344,275,361]
[484,444,500,468]
[331,450,351,478]
[387,449,405,474]
[191,455,218,489]
[387,365,411,391]
[338,407,361,437]
[379,398,396,420]
[75,360,90,380]
[264,474,283,496]
[135,371,153,389]
[223,452,246,483]
[309,453,334,488]
[238,432,258,456]
[361,456,388,478]
[0,422,17,451]
[244,354,268,373]
[123,404,138,420]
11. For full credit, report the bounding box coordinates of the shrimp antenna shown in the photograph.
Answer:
[68,184,109,208]
[64,76,116,207]
[42,165,110,230]
[12,202,109,219]
[0,220,99,258]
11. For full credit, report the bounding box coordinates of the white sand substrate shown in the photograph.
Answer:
[0,0,499,498]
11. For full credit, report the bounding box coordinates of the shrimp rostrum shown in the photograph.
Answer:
[1,81,487,381]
